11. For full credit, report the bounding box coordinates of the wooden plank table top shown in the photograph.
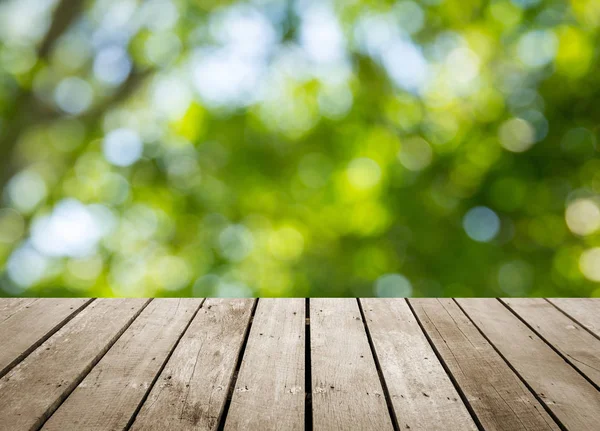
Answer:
[0,298,598,431]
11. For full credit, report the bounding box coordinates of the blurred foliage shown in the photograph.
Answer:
[0,0,599,298]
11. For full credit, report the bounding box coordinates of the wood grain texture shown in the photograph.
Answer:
[546,298,600,338]
[0,298,38,321]
[411,298,559,431]
[502,298,600,388]
[0,298,92,377]
[0,298,148,431]
[0,298,598,430]
[130,298,254,431]
[310,299,393,431]
[362,299,477,431]
[43,299,203,431]
[457,298,600,431]
[225,299,304,431]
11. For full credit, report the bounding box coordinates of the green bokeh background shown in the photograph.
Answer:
[0,0,599,297]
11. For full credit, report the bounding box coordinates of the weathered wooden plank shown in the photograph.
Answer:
[457,298,600,431]
[310,299,393,431]
[43,298,203,431]
[502,298,600,388]
[0,298,38,321]
[546,298,600,338]
[130,298,255,431]
[224,299,304,431]
[361,299,477,431]
[411,298,559,431]
[0,298,149,431]
[0,298,93,377]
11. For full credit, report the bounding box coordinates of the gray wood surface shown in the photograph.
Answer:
[0,298,597,430]
[0,298,92,377]
[457,298,600,431]
[43,298,203,431]
[362,298,477,431]
[224,299,305,431]
[0,298,148,430]
[310,299,393,430]
[131,298,254,431]
[0,298,38,320]
[411,298,559,431]
[547,298,600,338]
[502,297,600,387]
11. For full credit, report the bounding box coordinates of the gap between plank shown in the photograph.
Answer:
[404,299,485,431]
[543,299,600,342]
[497,298,600,392]
[216,298,259,431]
[356,299,400,431]
[305,298,313,431]
[452,299,568,431]
[35,298,153,431]
[123,298,208,430]
[0,298,95,380]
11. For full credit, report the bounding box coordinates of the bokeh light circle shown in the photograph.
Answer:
[463,206,501,242]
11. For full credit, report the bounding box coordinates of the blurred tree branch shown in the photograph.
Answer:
[0,0,152,193]
[0,0,86,191]
[0,68,152,195]
[38,0,86,61]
